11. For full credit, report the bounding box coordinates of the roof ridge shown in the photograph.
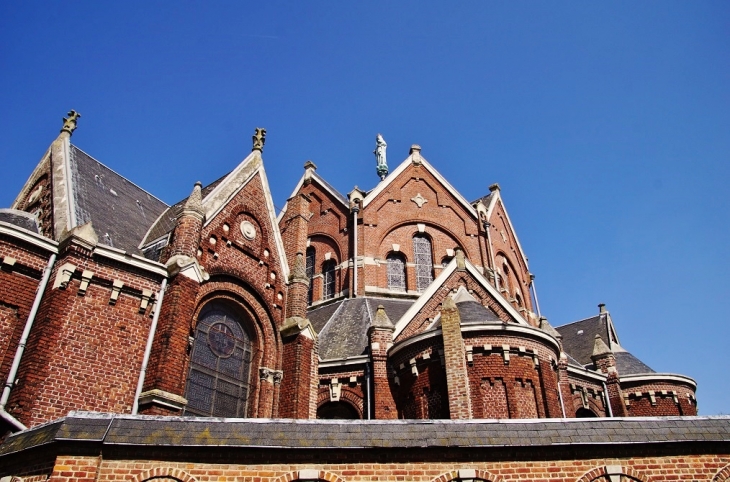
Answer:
[70,144,169,207]
[554,314,601,328]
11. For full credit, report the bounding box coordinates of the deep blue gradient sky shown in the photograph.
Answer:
[1,2,728,414]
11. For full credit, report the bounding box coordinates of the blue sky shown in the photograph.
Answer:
[1,2,728,415]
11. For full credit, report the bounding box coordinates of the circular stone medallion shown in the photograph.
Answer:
[240,221,256,240]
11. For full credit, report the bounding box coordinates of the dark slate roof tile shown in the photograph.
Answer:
[141,173,228,250]
[457,300,502,324]
[555,315,607,366]
[615,351,655,375]
[3,413,730,458]
[0,209,40,233]
[69,145,168,254]
[315,297,413,360]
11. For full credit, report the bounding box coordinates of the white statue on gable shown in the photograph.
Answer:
[374,133,389,180]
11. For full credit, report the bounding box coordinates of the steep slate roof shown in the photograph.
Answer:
[457,300,502,324]
[615,351,655,375]
[0,209,40,234]
[2,412,729,458]
[142,173,229,249]
[69,145,168,253]
[556,314,655,375]
[470,192,494,206]
[555,315,611,367]
[314,297,413,360]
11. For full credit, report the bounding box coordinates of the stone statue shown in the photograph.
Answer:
[61,110,81,135]
[374,133,388,180]
[252,127,266,152]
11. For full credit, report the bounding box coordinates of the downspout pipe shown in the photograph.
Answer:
[352,205,359,298]
[132,277,167,415]
[602,381,614,417]
[364,361,371,420]
[530,274,542,318]
[0,253,57,431]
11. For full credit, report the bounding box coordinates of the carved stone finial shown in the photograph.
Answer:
[592,334,612,358]
[489,183,501,192]
[61,110,81,135]
[455,247,466,270]
[374,133,388,180]
[371,305,395,331]
[304,160,317,171]
[252,127,266,152]
[182,181,205,219]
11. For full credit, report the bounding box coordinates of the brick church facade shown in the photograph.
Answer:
[0,113,727,481]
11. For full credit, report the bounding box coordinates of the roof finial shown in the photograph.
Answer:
[61,110,81,135]
[252,127,266,152]
[374,133,388,180]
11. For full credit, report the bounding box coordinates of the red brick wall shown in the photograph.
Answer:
[464,336,561,419]
[0,239,48,393]
[8,248,163,427]
[281,179,350,305]
[621,380,697,416]
[22,453,730,482]
[487,199,533,317]
[279,334,317,418]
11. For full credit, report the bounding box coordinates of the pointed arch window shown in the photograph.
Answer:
[305,247,315,305]
[323,259,336,300]
[413,234,433,292]
[387,253,406,292]
[184,302,252,418]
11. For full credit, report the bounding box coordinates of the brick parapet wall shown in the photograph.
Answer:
[11,453,730,481]
[620,379,697,417]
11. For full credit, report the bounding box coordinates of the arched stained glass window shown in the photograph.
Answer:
[323,259,336,300]
[387,253,406,292]
[413,234,433,292]
[184,302,252,418]
[305,247,315,305]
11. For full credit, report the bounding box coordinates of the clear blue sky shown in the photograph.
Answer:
[1,2,728,415]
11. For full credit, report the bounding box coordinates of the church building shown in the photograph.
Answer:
[0,112,725,482]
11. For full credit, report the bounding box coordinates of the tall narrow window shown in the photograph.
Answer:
[323,259,336,300]
[305,247,315,305]
[413,234,433,292]
[184,302,252,418]
[387,253,406,292]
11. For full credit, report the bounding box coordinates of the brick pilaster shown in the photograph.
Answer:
[279,319,318,418]
[368,305,397,419]
[440,297,472,419]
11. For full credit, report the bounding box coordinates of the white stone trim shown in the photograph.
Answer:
[201,152,289,280]
[94,244,168,277]
[389,329,443,357]
[319,355,370,368]
[620,373,697,390]
[362,154,478,220]
[566,365,607,383]
[460,324,561,353]
[277,170,348,223]
[485,190,530,273]
[0,221,58,253]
